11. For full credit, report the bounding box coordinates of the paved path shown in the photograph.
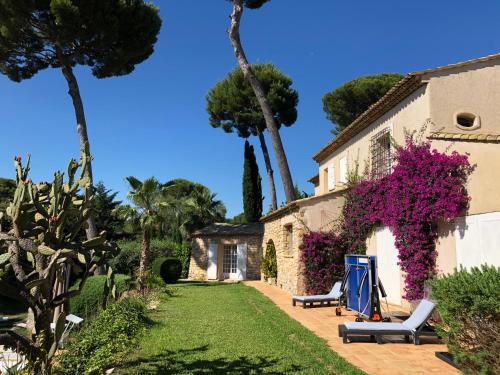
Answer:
[245,281,458,375]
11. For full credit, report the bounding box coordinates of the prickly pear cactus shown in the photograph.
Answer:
[0,145,119,374]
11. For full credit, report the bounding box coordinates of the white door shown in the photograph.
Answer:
[455,212,500,269]
[207,241,218,280]
[223,244,238,279]
[375,227,402,306]
[236,243,247,280]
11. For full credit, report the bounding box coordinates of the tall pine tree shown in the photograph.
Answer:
[243,141,263,222]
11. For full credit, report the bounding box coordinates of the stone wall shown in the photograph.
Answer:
[261,191,345,295]
[188,234,262,280]
[262,207,306,295]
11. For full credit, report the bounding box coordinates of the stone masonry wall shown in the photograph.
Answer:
[262,208,306,295]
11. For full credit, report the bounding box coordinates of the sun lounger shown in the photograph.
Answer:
[338,299,438,344]
[292,281,343,308]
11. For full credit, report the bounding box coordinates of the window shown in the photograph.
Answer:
[339,156,347,184]
[370,128,392,179]
[285,225,294,255]
[223,244,237,274]
[455,112,480,130]
[327,164,335,191]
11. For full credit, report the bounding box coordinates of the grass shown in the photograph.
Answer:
[116,282,363,375]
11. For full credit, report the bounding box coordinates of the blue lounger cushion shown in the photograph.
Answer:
[343,299,436,332]
[344,322,407,331]
[292,281,342,302]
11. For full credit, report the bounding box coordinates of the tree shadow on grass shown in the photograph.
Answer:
[119,345,303,374]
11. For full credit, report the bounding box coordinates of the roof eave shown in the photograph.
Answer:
[312,74,423,163]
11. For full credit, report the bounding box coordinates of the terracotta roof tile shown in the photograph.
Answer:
[428,131,500,142]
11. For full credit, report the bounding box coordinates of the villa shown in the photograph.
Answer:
[261,53,500,308]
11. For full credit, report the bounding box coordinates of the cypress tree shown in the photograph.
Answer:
[243,141,263,222]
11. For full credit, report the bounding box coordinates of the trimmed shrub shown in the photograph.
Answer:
[69,274,131,318]
[429,266,500,374]
[151,257,182,284]
[260,240,277,280]
[172,242,191,278]
[55,297,148,375]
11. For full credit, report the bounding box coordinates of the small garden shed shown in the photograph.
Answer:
[188,223,263,281]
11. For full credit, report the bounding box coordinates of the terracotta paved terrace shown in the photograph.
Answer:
[245,281,458,375]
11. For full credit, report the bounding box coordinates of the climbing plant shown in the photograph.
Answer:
[301,136,473,300]
[300,232,345,295]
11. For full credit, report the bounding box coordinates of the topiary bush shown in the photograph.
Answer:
[69,274,131,318]
[55,297,148,375]
[171,242,191,279]
[429,265,500,374]
[260,240,277,280]
[151,257,182,284]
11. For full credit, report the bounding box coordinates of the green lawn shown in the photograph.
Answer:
[116,282,363,375]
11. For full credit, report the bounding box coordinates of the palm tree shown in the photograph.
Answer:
[124,176,165,289]
[189,189,227,230]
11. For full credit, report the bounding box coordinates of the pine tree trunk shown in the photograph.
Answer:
[228,1,296,203]
[59,62,98,240]
[256,130,278,211]
[139,227,151,290]
[57,52,102,275]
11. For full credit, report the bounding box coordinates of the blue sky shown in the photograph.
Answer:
[1,0,499,217]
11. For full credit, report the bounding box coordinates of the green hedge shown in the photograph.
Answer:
[56,297,148,375]
[111,239,191,278]
[69,274,131,318]
[151,257,182,284]
[429,265,500,374]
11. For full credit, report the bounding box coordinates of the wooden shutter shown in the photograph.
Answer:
[207,241,218,280]
[236,243,247,280]
[339,157,347,184]
[327,164,335,191]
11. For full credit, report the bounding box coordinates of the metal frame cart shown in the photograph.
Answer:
[341,254,390,322]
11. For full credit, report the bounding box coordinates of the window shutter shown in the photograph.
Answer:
[236,243,247,280]
[327,164,335,191]
[207,241,218,280]
[339,157,347,184]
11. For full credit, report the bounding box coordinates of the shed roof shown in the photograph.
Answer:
[192,222,264,237]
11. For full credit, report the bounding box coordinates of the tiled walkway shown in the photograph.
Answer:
[245,281,458,375]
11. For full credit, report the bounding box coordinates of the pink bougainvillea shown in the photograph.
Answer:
[300,137,473,300]
[300,231,345,295]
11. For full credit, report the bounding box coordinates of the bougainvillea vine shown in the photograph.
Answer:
[300,137,473,300]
